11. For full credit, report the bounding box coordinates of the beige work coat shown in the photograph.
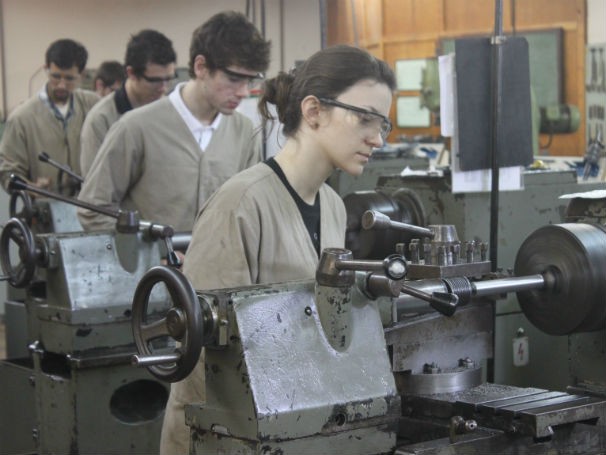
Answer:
[0,88,99,192]
[79,91,122,178]
[160,162,347,454]
[77,96,262,231]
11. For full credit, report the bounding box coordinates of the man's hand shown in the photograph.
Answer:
[34,177,51,189]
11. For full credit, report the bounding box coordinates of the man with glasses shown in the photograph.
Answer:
[79,29,177,177]
[0,39,99,194]
[78,11,271,234]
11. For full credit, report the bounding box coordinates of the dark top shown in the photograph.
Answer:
[265,157,321,256]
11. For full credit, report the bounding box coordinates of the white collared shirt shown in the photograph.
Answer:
[169,82,222,151]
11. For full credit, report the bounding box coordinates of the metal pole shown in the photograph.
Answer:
[488,0,505,383]
[489,0,505,273]
[0,0,7,121]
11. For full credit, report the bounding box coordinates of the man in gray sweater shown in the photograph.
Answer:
[77,11,271,231]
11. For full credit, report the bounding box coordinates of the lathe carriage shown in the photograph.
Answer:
[0,185,190,454]
[131,196,606,454]
[2,174,606,454]
[343,168,606,392]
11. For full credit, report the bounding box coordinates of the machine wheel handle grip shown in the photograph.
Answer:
[0,217,37,288]
[131,265,203,382]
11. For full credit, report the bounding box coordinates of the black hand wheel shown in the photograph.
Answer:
[0,217,37,288]
[9,190,35,225]
[131,265,203,382]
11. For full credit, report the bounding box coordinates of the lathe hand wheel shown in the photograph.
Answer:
[0,217,37,288]
[9,190,35,225]
[131,265,203,382]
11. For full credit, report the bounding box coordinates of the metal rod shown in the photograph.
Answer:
[487,1,505,383]
[362,210,434,238]
[39,152,84,183]
[8,175,119,218]
[171,232,192,251]
[489,0,505,273]
[472,274,545,297]
[336,259,383,272]
[401,283,435,303]
[131,353,181,367]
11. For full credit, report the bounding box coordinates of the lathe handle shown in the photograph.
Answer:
[0,217,38,288]
[400,282,459,316]
[362,210,434,239]
[131,265,203,382]
[9,190,36,225]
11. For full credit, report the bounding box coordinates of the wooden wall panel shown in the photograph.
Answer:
[383,40,437,61]
[515,0,583,27]
[326,0,587,157]
[361,0,383,44]
[383,0,444,37]
[443,0,506,32]
[326,0,355,45]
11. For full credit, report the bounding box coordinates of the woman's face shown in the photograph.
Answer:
[318,80,393,176]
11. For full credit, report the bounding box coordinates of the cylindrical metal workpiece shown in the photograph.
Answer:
[471,274,545,297]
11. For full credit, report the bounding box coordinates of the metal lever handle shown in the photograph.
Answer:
[362,210,434,239]
[401,283,459,316]
[336,254,407,281]
[131,353,182,367]
[163,235,182,268]
[8,174,176,239]
[9,174,118,218]
[39,151,84,183]
[316,248,407,286]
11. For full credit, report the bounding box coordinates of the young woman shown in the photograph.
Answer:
[160,44,396,455]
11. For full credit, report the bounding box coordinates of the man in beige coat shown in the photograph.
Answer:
[0,39,99,194]
[77,12,270,232]
[80,30,177,178]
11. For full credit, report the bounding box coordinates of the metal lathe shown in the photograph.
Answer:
[131,193,606,454]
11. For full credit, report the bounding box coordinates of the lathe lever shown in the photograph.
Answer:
[131,353,182,367]
[400,282,459,316]
[38,151,84,183]
[163,235,182,268]
[335,254,408,281]
[362,209,434,239]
